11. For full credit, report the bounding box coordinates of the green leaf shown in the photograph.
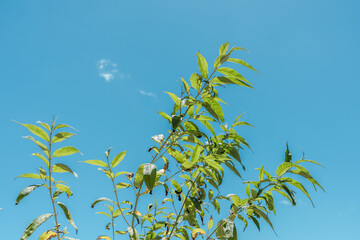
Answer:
[158,111,172,123]
[23,136,49,156]
[246,184,250,197]
[281,177,314,207]
[14,121,50,142]
[53,163,78,177]
[197,52,209,79]
[223,161,242,178]
[170,180,182,193]
[114,171,131,178]
[205,159,222,171]
[231,121,254,128]
[111,151,127,168]
[143,163,157,191]
[91,197,115,208]
[55,184,73,197]
[228,58,259,73]
[16,184,43,205]
[219,42,229,56]
[117,182,131,189]
[181,77,190,92]
[191,144,202,162]
[82,160,108,168]
[190,73,202,91]
[52,132,75,143]
[253,207,275,232]
[16,173,41,180]
[199,120,216,136]
[54,123,75,130]
[56,202,78,231]
[276,162,293,177]
[289,168,324,191]
[32,153,49,168]
[193,115,216,122]
[134,164,145,189]
[217,67,252,85]
[165,92,181,106]
[36,121,51,131]
[211,76,253,89]
[294,159,325,168]
[20,213,53,240]
[53,146,81,158]
[203,97,224,122]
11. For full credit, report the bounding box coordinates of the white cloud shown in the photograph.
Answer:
[280,200,291,205]
[139,89,157,98]
[97,59,129,82]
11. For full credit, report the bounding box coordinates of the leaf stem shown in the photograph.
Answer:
[48,123,61,240]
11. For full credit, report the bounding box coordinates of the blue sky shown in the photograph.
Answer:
[1,0,359,239]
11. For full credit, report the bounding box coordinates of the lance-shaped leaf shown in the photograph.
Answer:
[32,153,49,168]
[82,160,108,168]
[53,146,81,158]
[111,151,127,168]
[16,184,43,205]
[36,121,51,132]
[211,76,253,88]
[56,202,78,231]
[227,58,259,73]
[16,173,41,180]
[23,136,49,156]
[39,230,57,240]
[197,52,208,79]
[55,184,73,197]
[54,123,76,130]
[117,182,131,189]
[294,159,325,168]
[52,132,76,143]
[20,213,53,240]
[97,236,111,240]
[91,197,115,208]
[202,98,224,122]
[219,42,229,56]
[217,67,252,85]
[158,111,172,123]
[224,161,242,179]
[181,77,190,92]
[253,206,275,232]
[14,121,50,142]
[281,177,314,206]
[165,92,181,106]
[276,162,293,177]
[143,163,157,191]
[289,168,324,191]
[53,163,78,177]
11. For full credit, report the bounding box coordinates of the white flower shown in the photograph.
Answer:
[152,134,165,143]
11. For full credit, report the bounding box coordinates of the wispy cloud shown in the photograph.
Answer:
[139,89,157,98]
[97,59,130,82]
[280,200,291,205]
